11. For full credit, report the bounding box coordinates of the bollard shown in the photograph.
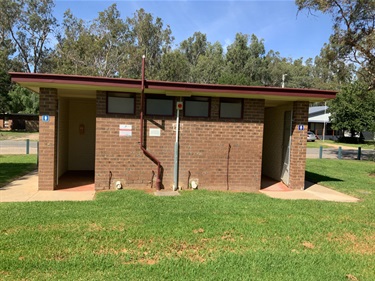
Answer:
[319,146,323,159]
[357,147,361,160]
[338,146,342,159]
[26,139,30,155]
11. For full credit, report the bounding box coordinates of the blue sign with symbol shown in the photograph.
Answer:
[298,124,304,131]
[42,115,50,122]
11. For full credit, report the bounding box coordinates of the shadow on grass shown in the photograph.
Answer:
[0,162,37,187]
[305,171,343,186]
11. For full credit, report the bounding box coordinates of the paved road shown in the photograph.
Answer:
[307,147,374,160]
[0,140,38,154]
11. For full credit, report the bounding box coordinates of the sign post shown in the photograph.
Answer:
[173,101,183,191]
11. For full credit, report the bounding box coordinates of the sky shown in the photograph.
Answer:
[54,0,334,61]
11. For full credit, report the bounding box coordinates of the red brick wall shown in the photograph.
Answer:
[289,101,309,190]
[38,88,58,190]
[95,92,265,191]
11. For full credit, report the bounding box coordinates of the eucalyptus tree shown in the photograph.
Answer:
[54,9,94,75]
[296,0,375,89]
[245,34,268,85]
[220,33,251,85]
[287,58,316,89]
[93,4,131,77]
[312,43,354,90]
[55,4,130,77]
[0,0,57,73]
[0,27,15,71]
[262,50,289,87]
[191,41,224,84]
[0,27,13,113]
[180,32,208,67]
[124,8,174,79]
[158,50,190,82]
[0,71,11,113]
[221,33,268,86]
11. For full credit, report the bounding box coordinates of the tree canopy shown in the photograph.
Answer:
[0,0,57,73]
[0,0,372,126]
[296,0,375,89]
[329,82,375,136]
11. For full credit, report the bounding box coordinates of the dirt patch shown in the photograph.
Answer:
[12,133,39,141]
[321,143,357,150]
[0,132,39,141]
[327,232,375,254]
[346,274,359,281]
[302,241,315,249]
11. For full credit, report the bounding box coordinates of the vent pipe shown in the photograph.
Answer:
[139,55,162,190]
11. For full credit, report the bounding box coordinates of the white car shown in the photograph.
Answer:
[307,131,316,142]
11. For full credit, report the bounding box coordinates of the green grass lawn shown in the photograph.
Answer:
[0,155,37,187]
[306,158,375,198]
[0,159,374,280]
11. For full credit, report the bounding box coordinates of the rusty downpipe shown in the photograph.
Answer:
[140,55,162,190]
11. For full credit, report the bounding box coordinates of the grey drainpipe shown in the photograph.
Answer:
[139,55,162,190]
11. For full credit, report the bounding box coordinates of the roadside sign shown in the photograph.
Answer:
[42,115,50,122]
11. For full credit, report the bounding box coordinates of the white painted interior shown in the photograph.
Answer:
[262,103,292,181]
[58,98,69,177]
[68,99,96,170]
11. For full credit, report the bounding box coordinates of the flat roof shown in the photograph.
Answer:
[10,72,336,106]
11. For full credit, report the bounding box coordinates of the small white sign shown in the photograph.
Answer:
[149,128,161,137]
[119,124,132,137]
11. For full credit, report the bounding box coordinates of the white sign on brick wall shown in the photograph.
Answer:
[119,124,132,137]
[149,128,161,137]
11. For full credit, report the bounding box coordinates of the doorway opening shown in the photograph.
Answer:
[56,98,96,190]
[261,104,293,189]
[56,171,95,191]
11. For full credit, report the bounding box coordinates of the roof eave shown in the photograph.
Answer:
[9,72,337,101]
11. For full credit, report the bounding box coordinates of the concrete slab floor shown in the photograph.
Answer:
[260,181,360,203]
[0,171,95,202]
[0,172,359,203]
[154,190,180,197]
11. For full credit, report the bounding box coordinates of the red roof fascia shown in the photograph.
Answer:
[9,72,337,99]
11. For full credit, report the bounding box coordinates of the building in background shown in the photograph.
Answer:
[308,105,337,140]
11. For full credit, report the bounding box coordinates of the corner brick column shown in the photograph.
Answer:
[289,101,309,190]
[38,88,58,190]
[95,91,107,190]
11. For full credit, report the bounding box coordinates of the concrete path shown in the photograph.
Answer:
[0,171,95,202]
[260,181,360,202]
[1,172,359,203]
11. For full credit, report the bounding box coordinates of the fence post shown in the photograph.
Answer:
[338,146,342,159]
[319,146,323,159]
[26,139,30,155]
[357,147,361,160]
